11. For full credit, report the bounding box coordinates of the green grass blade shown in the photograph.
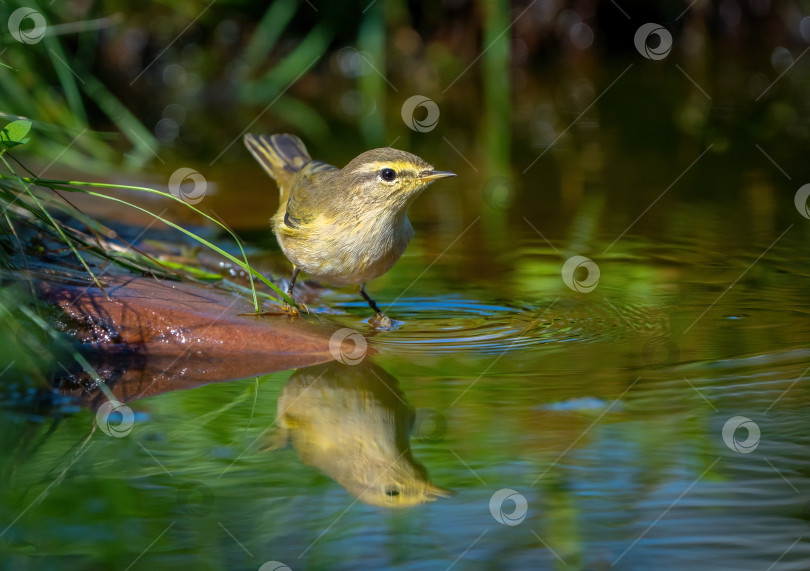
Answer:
[14,175,290,307]
[0,154,107,297]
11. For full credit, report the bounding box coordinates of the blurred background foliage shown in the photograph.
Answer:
[2,0,809,177]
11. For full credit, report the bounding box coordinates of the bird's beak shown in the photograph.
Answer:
[425,483,454,499]
[419,170,456,182]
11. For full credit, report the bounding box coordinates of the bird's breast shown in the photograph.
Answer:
[276,212,414,286]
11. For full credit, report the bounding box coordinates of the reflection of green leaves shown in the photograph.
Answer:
[0,120,32,148]
[0,287,56,388]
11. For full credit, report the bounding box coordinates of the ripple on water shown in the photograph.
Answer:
[350,295,671,356]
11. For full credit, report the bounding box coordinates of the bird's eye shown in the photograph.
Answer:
[384,486,401,497]
[379,168,397,182]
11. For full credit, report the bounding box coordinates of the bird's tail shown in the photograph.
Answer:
[244,133,312,194]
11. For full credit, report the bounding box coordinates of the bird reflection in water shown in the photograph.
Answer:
[269,359,451,507]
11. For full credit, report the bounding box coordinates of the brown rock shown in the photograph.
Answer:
[31,273,356,404]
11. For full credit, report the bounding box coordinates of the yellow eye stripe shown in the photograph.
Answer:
[352,160,428,175]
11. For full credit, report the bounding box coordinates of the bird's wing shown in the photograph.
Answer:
[283,160,339,228]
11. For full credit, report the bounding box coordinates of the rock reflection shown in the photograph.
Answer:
[270,359,450,507]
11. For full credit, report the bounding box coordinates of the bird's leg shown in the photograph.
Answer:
[287,267,299,297]
[360,283,392,328]
[284,267,300,314]
[359,282,383,315]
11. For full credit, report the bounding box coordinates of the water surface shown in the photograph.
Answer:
[4,204,810,569]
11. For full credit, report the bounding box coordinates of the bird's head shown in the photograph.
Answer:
[340,147,455,212]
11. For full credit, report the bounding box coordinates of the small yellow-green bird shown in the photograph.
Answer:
[244,133,455,327]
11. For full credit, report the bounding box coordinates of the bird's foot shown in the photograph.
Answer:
[242,302,307,317]
[370,312,395,330]
[282,301,308,317]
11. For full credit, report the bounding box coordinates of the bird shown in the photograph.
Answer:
[244,133,455,327]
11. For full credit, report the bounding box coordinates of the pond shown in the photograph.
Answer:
[3,5,810,570]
